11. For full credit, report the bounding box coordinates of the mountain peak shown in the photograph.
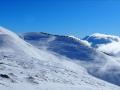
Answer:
[83,33,120,48]
[83,33,120,56]
[90,33,120,40]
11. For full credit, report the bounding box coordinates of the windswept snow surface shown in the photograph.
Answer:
[0,27,119,90]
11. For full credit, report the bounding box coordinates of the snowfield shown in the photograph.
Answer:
[0,27,120,90]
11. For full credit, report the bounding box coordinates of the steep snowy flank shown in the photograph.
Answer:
[0,27,119,90]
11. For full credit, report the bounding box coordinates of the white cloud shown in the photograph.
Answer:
[69,35,91,47]
[91,33,120,41]
[97,41,120,55]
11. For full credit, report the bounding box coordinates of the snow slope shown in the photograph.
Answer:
[22,32,98,61]
[22,32,120,86]
[0,27,119,90]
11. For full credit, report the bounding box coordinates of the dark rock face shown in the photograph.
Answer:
[0,74,10,79]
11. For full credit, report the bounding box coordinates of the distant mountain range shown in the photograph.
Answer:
[0,27,120,90]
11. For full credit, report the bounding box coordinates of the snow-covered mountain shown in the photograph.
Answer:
[83,33,120,56]
[0,27,120,90]
[22,32,120,86]
[22,32,98,61]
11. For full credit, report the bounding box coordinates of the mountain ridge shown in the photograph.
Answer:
[0,27,120,90]
[22,31,120,86]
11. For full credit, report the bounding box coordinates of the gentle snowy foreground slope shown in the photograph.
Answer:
[0,27,119,90]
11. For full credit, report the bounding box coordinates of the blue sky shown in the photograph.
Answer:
[0,0,120,37]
